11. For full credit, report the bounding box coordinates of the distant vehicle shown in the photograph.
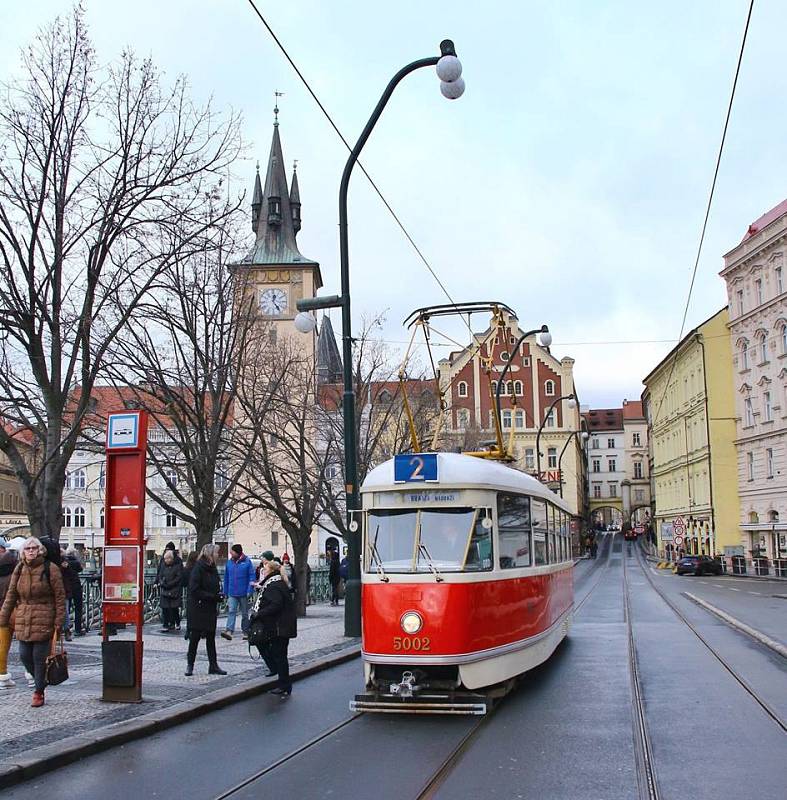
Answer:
[624,529,637,541]
[675,555,722,576]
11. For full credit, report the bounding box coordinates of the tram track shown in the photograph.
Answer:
[623,545,661,800]
[573,531,615,616]
[631,543,787,734]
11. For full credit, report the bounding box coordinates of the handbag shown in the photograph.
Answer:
[46,632,69,686]
[247,616,273,648]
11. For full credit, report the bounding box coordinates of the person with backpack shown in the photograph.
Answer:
[0,538,18,689]
[252,558,296,696]
[0,537,66,707]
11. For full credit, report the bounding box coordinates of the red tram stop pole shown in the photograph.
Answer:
[101,409,149,702]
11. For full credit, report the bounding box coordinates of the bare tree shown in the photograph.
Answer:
[0,7,242,540]
[317,316,439,540]
[235,339,332,617]
[106,209,268,552]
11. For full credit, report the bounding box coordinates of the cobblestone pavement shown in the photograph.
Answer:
[0,603,355,761]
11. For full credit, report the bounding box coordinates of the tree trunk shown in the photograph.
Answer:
[293,537,310,618]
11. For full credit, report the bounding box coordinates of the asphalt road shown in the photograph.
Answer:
[7,535,786,800]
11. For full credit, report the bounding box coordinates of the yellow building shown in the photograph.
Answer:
[642,308,739,558]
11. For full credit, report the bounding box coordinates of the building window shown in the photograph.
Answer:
[547,448,557,469]
[325,464,338,480]
[607,438,615,448]
[591,438,599,449]
[740,341,749,370]
[764,391,772,421]
[633,432,641,447]
[592,484,601,499]
[457,408,469,431]
[166,511,177,527]
[592,459,601,473]
[759,336,769,363]
[514,410,524,428]
[545,410,556,428]
[164,467,178,488]
[634,489,644,502]
[782,325,787,355]
[506,381,515,396]
[65,468,86,490]
[271,531,279,548]
[609,483,617,497]
[744,398,754,427]
[491,380,499,395]
[62,507,72,528]
[525,448,535,469]
[269,434,279,447]
[608,459,617,472]
[766,448,774,478]
[747,451,754,481]
[98,464,106,490]
[634,462,643,479]
[500,351,510,361]
[755,278,763,305]
[457,381,468,398]
[514,380,523,396]
[99,509,105,530]
[544,380,555,396]
[502,410,512,430]
[736,289,744,315]
[777,266,784,294]
[523,357,530,367]
[73,506,85,527]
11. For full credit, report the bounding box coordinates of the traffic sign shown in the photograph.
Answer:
[674,534,684,546]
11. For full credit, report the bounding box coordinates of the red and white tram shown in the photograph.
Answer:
[352,451,574,715]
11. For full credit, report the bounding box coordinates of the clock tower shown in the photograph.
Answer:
[235,115,322,355]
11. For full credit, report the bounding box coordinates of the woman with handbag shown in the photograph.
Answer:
[185,544,227,677]
[253,559,297,696]
[0,536,66,707]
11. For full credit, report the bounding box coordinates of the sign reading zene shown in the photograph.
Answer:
[394,453,438,483]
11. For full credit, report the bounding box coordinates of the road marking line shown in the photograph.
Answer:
[712,584,724,588]
[747,591,762,596]
[728,587,740,591]
[683,592,787,660]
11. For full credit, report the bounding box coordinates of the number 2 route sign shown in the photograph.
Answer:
[394,453,438,483]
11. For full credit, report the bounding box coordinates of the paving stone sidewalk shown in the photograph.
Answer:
[0,602,355,763]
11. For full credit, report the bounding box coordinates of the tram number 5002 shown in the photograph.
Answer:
[393,636,431,651]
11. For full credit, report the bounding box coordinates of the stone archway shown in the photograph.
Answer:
[590,506,624,531]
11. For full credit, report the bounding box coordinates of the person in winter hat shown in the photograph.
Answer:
[220,544,254,641]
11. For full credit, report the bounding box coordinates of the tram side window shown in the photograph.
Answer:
[497,493,531,569]
[547,504,557,563]
[531,497,548,565]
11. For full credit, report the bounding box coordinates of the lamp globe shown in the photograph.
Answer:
[294,312,317,334]
[440,77,465,100]
[537,330,553,347]
[436,55,462,83]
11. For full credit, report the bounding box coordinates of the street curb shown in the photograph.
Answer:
[0,643,361,790]
[683,592,787,660]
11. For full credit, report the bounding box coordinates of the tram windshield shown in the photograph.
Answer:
[367,507,493,574]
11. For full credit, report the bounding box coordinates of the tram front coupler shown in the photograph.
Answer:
[389,670,420,698]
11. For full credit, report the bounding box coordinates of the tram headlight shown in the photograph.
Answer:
[400,611,423,635]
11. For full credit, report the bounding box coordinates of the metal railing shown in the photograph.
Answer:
[76,567,335,631]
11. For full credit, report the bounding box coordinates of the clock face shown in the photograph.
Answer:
[260,288,288,315]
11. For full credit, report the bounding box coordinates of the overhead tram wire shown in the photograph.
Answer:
[244,0,473,340]
[651,0,755,427]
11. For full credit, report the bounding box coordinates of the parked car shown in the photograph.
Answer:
[675,555,723,576]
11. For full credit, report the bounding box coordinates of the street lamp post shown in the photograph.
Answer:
[494,325,551,433]
[557,429,589,498]
[536,393,576,481]
[295,40,465,637]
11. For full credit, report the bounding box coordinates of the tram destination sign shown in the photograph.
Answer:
[394,453,438,483]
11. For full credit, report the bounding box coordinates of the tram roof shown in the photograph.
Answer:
[362,452,568,507]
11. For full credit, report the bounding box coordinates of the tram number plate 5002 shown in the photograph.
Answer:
[393,636,431,651]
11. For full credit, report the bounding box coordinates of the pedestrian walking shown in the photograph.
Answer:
[0,539,19,689]
[221,544,254,641]
[328,550,341,606]
[185,544,227,677]
[158,550,183,633]
[60,547,84,638]
[0,537,66,707]
[305,562,312,606]
[253,559,296,696]
[181,551,197,640]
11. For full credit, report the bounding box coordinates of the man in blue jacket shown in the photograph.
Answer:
[221,544,255,641]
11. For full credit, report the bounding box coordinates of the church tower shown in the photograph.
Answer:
[236,112,322,356]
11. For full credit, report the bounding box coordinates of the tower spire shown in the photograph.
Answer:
[274,90,284,126]
[251,161,262,233]
[290,159,301,236]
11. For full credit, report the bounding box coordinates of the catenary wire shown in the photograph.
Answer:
[244,0,472,338]
[651,0,755,426]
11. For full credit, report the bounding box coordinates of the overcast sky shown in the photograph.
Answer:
[2,1,785,408]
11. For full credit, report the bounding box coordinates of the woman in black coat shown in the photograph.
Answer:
[328,550,341,606]
[254,560,297,696]
[185,544,226,676]
[158,550,183,633]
